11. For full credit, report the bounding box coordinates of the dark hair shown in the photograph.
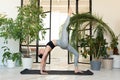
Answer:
[38,54,43,58]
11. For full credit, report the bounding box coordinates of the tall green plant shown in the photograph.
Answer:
[15,0,46,57]
[68,12,115,59]
[0,0,46,57]
[0,14,15,40]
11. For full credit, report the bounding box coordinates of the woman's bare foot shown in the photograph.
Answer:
[74,70,83,73]
[74,66,83,73]
[74,66,78,73]
[74,70,79,73]
[43,70,47,72]
[40,71,48,75]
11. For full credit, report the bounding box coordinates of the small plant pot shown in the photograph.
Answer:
[90,61,101,70]
[110,55,120,68]
[15,60,21,67]
[102,58,113,70]
[7,60,15,68]
[22,57,33,69]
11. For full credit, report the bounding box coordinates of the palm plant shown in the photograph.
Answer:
[68,12,115,60]
[80,31,108,60]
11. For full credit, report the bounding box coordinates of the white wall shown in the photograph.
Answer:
[0,0,20,65]
[92,0,120,52]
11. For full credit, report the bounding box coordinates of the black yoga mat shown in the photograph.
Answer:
[20,69,93,75]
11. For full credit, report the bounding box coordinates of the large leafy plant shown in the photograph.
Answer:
[0,0,46,57]
[80,34,108,60]
[2,46,22,66]
[68,12,115,60]
[15,0,46,57]
[0,14,14,39]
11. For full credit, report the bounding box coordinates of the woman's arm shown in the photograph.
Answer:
[40,46,52,74]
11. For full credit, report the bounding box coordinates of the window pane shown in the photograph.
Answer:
[43,13,50,28]
[52,0,67,13]
[40,0,50,12]
[70,0,76,13]
[79,0,90,13]
[23,0,30,5]
[39,29,50,45]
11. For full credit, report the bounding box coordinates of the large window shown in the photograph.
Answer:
[68,0,91,64]
[20,0,91,64]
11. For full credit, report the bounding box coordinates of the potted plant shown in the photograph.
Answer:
[110,34,120,68]
[82,37,113,70]
[80,34,108,70]
[102,52,113,70]
[101,34,120,69]
[14,0,46,69]
[68,12,115,70]
[0,14,17,68]
[0,0,46,69]
[2,46,22,68]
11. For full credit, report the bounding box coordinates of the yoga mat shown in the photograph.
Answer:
[20,69,93,75]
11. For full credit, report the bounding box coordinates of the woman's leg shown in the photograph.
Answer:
[67,44,79,73]
[56,16,70,48]
[56,8,72,48]
[56,8,79,72]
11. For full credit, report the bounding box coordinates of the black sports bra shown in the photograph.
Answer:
[38,41,55,58]
[46,41,55,49]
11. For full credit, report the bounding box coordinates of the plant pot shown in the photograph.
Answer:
[22,57,33,69]
[102,58,113,70]
[15,60,21,67]
[90,61,101,70]
[110,55,120,68]
[7,60,15,68]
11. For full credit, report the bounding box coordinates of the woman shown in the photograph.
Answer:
[38,8,79,74]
